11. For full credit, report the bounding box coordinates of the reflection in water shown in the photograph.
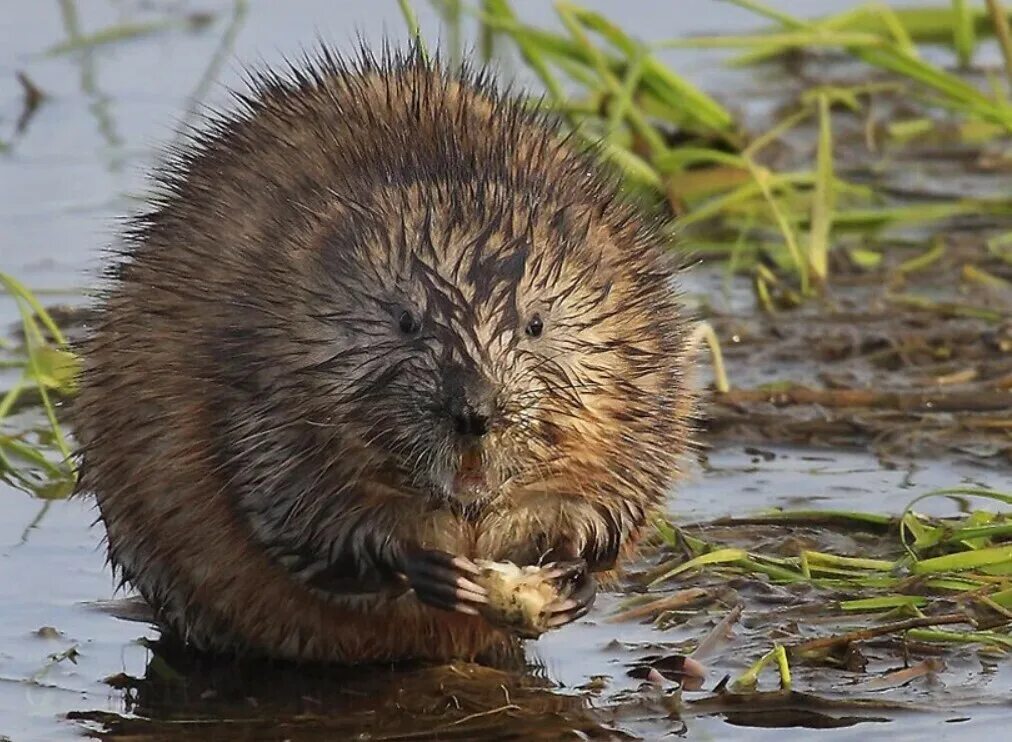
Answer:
[13,500,51,548]
[66,634,912,739]
[69,638,619,741]
[173,0,250,144]
[50,0,250,174]
[14,71,47,135]
[56,0,124,168]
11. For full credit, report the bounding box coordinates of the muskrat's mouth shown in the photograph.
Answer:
[451,444,491,503]
[429,443,512,509]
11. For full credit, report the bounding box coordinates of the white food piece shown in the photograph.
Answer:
[473,560,571,638]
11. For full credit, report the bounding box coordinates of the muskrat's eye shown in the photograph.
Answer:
[525,313,544,338]
[398,310,421,335]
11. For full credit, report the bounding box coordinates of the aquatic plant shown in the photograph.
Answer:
[607,487,1012,689]
[0,273,78,497]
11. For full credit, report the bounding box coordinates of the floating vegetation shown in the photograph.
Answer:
[702,233,1011,460]
[630,486,1012,693]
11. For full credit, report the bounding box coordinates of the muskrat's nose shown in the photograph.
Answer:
[443,365,495,438]
[451,402,490,438]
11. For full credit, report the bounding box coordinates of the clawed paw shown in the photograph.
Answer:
[541,558,596,629]
[400,547,489,616]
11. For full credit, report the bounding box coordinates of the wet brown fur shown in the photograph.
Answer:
[73,46,694,664]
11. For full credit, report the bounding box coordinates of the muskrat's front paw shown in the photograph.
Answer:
[541,561,596,629]
[401,548,489,616]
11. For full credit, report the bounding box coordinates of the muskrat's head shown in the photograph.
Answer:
[270,182,689,513]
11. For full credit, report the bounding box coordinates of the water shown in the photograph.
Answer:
[1,2,1009,740]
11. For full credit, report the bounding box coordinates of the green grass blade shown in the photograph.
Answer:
[649,548,749,586]
[912,545,1012,574]
[953,0,977,67]
[840,596,928,611]
[808,92,834,285]
[397,0,427,54]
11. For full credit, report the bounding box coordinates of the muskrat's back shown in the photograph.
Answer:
[74,47,694,663]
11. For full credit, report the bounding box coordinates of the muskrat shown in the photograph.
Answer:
[73,46,694,664]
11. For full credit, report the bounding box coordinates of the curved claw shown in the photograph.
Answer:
[540,558,587,583]
[543,567,596,629]
[401,548,489,616]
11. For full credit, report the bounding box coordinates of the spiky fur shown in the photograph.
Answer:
[73,46,694,663]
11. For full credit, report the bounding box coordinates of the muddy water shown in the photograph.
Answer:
[1,2,1010,740]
